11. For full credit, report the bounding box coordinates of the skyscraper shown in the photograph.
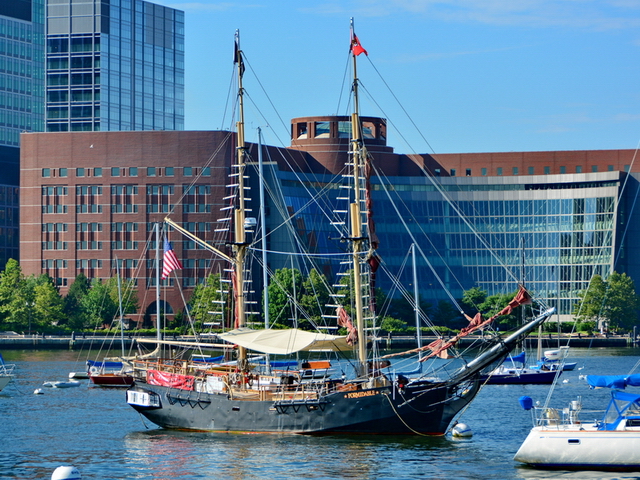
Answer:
[45,0,184,132]
[0,0,45,268]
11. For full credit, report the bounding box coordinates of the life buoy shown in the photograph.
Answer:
[89,366,100,375]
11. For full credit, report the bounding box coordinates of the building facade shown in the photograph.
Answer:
[0,0,45,269]
[45,0,184,132]
[19,118,640,324]
[20,130,234,322]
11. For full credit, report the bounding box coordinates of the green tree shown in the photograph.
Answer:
[0,259,28,331]
[574,272,639,331]
[299,268,331,328]
[267,268,303,328]
[188,273,226,329]
[432,300,464,328]
[380,316,407,333]
[64,273,91,330]
[387,296,433,325]
[33,274,65,330]
[461,286,488,313]
[81,278,119,328]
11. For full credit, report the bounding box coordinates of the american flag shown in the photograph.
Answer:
[161,238,182,280]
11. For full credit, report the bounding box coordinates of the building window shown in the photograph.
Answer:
[111,167,120,177]
[465,168,471,176]
[202,167,210,176]
[42,168,51,177]
[450,169,456,177]
[512,167,518,175]
[544,166,550,174]
[94,167,102,177]
[184,167,192,176]
[576,166,582,173]
[314,121,330,138]
[76,168,85,177]
[560,166,566,174]
[608,165,614,171]
[497,167,503,176]
[528,167,534,175]
[625,165,631,172]
[592,165,598,172]
[147,167,156,177]
[165,167,174,176]
[129,167,138,176]
[59,168,67,177]
[481,168,487,176]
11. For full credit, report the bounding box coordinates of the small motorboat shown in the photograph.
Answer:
[515,374,640,469]
[43,380,82,388]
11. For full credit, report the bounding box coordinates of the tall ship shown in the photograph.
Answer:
[125,22,554,434]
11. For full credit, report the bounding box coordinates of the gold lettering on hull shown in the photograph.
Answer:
[344,390,379,399]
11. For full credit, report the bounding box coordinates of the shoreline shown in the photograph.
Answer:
[0,333,633,350]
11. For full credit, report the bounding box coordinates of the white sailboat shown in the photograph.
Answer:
[515,374,640,469]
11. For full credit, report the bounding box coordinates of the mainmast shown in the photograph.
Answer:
[233,30,248,369]
[349,18,368,374]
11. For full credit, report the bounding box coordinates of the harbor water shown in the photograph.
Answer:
[2,348,640,479]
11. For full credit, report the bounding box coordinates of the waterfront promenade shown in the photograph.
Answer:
[0,331,632,350]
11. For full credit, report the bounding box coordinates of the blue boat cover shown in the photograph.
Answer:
[510,351,526,364]
[86,359,123,369]
[587,374,640,389]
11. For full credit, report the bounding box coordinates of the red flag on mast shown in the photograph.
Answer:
[350,27,368,56]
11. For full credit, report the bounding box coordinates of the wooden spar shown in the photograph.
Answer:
[164,217,233,263]
[350,18,367,375]
[233,30,248,370]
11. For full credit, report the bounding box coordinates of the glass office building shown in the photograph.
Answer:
[267,169,623,322]
[0,0,45,268]
[46,0,184,132]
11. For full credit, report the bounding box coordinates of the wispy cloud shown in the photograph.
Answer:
[335,0,640,31]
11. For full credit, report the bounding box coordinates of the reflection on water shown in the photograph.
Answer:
[1,348,640,479]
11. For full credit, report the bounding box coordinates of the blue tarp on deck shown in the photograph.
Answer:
[587,374,640,389]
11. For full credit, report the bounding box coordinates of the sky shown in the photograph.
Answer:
[157,0,640,155]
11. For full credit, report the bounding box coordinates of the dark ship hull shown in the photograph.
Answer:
[127,378,480,435]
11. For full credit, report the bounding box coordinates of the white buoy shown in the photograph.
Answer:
[51,466,81,480]
[451,423,473,438]
[34,388,43,395]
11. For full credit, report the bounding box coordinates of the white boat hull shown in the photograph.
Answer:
[514,424,640,469]
[0,374,12,391]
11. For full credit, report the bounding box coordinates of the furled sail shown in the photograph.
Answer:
[217,327,352,355]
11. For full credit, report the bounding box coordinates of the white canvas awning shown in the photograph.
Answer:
[217,328,352,355]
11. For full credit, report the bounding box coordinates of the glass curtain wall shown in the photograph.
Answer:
[46,0,184,132]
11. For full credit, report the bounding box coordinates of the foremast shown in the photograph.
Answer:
[233,30,249,369]
[349,18,369,376]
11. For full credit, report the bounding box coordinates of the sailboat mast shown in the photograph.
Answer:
[155,222,162,348]
[116,256,124,357]
[349,18,367,373]
[233,30,248,367]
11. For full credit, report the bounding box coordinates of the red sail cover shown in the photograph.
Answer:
[381,286,533,362]
[148,369,195,390]
[337,306,358,346]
